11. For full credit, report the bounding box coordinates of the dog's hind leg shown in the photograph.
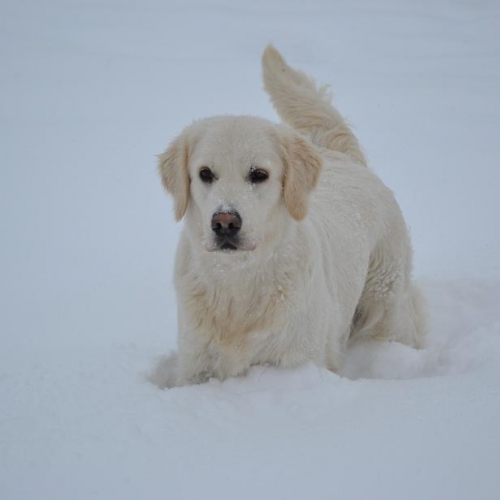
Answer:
[352,251,427,349]
[262,45,366,166]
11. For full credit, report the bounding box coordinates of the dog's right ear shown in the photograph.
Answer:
[158,133,190,221]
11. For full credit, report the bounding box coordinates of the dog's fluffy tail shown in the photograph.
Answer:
[262,45,366,166]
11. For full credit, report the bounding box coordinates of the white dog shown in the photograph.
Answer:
[153,46,426,388]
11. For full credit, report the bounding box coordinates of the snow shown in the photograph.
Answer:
[1,0,500,499]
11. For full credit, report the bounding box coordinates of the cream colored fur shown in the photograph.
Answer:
[152,45,426,388]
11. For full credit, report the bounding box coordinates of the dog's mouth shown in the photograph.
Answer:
[214,237,240,252]
[220,241,238,251]
[207,236,256,253]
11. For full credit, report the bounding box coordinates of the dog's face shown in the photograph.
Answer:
[159,116,322,254]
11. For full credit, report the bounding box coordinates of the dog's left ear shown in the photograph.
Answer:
[276,130,323,221]
[158,133,190,221]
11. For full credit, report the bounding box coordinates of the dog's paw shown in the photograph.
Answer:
[147,351,179,389]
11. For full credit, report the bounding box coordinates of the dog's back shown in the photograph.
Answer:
[262,46,426,349]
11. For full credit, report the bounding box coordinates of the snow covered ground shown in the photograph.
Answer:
[1,0,500,498]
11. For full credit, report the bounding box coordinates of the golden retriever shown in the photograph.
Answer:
[152,46,426,387]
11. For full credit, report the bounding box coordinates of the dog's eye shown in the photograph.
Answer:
[249,168,269,184]
[199,167,215,184]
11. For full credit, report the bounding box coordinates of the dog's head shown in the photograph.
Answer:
[158,116,322,254]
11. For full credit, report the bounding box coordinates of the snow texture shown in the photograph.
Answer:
[1,0,500,499]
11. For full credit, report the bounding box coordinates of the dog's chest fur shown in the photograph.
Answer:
[182,270,289,343]
[176,247,305,350]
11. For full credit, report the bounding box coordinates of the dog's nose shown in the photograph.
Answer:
[211,211,242,238]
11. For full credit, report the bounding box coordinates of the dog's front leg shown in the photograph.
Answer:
[175,331,219,386]
[177,328,253,385]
